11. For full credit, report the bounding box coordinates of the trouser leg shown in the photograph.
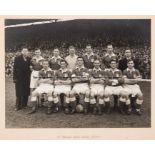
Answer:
[22,95,29,107]
[15,96,22,111]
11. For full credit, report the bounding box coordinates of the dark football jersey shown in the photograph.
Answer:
[89,68,106,79]
[102,53,117,68]
[49,56,62,70]
[55,68,71,81]
[72,67,89,77]
[106,68,122,79]
[39,68,54,80]
[123,68,141,79]
[105,68,123,86]
[83,53,98,69]
[31,56,43,71]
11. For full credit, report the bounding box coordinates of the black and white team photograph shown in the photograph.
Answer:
[5,18,151,128]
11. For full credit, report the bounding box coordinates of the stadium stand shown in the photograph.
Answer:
[5,19,151,79]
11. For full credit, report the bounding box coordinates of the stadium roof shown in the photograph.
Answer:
[5,18,77,28]
[5,19,58,26]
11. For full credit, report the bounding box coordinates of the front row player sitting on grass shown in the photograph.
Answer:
[71,57,90,114]
[89,60,106,115]
[29,59,55,114]
[105,59,131,115]
[53,60,76,114]
[123,59,143,115]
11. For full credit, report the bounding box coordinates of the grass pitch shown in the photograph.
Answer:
[5,77,151,128]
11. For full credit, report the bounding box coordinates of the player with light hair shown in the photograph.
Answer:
[123,59,143,115]
[71,57,90,114]
[29,59,55,114]
[65,45,78,71]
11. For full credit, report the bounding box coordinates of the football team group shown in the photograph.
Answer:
[13,44,144,116]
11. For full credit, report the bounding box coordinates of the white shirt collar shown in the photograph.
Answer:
[69,54,77,58]
[33,56,43,60]
[76,66,85,69]
[59,68,68,73]
[105,52,115,57]
[51,56,61,59]
[33,56,44,62]
[85,52,94,57]
[42,67,51,72]
[93,67,101,71]
[126,57,132,60]
[127,68,135,72]
[110,68,119,72]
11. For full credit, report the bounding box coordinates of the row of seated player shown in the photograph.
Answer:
[28,58,143,116]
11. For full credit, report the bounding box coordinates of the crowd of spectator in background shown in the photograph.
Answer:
[5,42,151,79]
[5,20,151,79]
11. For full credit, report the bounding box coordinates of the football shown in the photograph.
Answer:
[76,104,84,113]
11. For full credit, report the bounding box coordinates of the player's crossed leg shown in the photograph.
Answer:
[105,86,131,115]
[124,84,143,115]
[29,84,54,114]
[90,84,105,115]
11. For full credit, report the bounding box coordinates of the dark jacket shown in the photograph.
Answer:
[118,57,139,72]
[13,55,31,97]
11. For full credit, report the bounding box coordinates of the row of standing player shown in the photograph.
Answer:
[28,45,143,115]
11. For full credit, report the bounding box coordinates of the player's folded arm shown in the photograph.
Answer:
[65,78,72,85]
[90,77,103,84]
[117,77,125,85]
[54,79,62,85]
[59,79,72,85]
[47,79,54,84]
[106,78,114,85]
[124,78,139,84]
[38,78,49,84]
[123,75,139,84]
[81,72,90,81]
[71,74,81,83]
[90,77,96,84]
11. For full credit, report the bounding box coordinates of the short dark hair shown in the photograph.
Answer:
[127,59,134,64]
[77,56,84,61]
[86,44,92,47]
[125,48,131,52]
[60,59,68,66]
[110,59,117,63]
[35,48,40,51]
[107,43,113,47]
[68,45,75,49]
[94,59,100,64]
[125,47,131,50]
[21,47,28,51]
[53,47,59,51]
[42,59,49,63]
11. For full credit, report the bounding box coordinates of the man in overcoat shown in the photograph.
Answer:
[13,48,31,111]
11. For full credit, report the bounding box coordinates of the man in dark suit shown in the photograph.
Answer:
[118,48,139,72]
[13,48,31,111]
